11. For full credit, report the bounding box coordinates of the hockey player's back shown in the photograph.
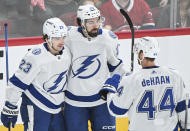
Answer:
[100,37,190,131]
[121,66,183,131]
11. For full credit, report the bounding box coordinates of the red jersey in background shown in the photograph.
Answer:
[100,0,155,31]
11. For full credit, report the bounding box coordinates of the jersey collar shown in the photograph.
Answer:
[143,66,160,69]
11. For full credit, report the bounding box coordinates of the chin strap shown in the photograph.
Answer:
[81,23,91,39]
[47,38,60,54]
[138,55,144,65]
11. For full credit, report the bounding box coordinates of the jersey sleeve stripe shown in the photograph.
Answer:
[27,84,63,109]
[176,99,190,113]
[9,74,29,90]
[109,100,128,115]
[65,91,101,102]
[108,59,122,72]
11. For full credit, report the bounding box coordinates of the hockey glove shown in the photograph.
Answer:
[99,74,120,101]
[1,101,19,128]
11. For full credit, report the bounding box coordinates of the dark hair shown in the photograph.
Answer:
[77,18,82,26]
[144,57,155,61]
[42,34,48,41]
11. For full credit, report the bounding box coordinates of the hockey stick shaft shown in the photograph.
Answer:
[185,93,189,131]
[4,23,11,131]
[120,9,135,72]
[4,23,9,86]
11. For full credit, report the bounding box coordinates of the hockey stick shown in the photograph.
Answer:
[4,23,11,131]
[4,23,9,85]
[185,93,189,131]
[0,24,3,80]
[119,9,135,72]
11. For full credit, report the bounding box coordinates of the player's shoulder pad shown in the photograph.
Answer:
[161,66,182,78]
[66,26,78,37]
[27,44,44,58]
[108,31,118,39]
[168,67,177,71]
[168,67,180,75]
[162,66,178,73]
[24,44,45,66]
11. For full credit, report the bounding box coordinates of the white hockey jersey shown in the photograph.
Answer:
[7,43,71,114]
[107,66,190,131]
[65,26,126,107]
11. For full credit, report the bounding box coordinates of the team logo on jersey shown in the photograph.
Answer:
[32,48,41,55]
[59,25,64,29]
[43,70,67,94]
[72,54,101,79]
[90,7,95,11]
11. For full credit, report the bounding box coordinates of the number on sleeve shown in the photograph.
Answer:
[19,59,32,73]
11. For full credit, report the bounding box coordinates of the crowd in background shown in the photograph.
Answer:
[0,0,190,38]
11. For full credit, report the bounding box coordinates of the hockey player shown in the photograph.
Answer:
[99,37,190,131]
[64,4,126,131]
[1,17,70,131]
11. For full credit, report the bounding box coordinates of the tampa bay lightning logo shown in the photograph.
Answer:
[90,7,95,11]
[32,48,41,55]
[72,54,101,79]
[43,71,67,94]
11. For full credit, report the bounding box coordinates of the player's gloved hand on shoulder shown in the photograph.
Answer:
[1,101,19,128]
[99,74,120,101]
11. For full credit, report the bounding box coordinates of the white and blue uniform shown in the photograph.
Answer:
[65,26,126,107]
[107,66,190,131]
[6,43,71,131]
[64,26,126,131]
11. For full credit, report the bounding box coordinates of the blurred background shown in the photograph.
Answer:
[0,0,189,38]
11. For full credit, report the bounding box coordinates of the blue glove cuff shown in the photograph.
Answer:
[5,101,17,109]
[102,85,117,93]
[104,74,120,89]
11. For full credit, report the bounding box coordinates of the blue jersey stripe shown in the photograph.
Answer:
[65,91,101,102]
[28,84,63,109]
[9,74,29,90]
[176,99,190,113]
[109,100,128,115]
[173,123,178,131]
[107,59,122,72]
[10,75,63,109]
